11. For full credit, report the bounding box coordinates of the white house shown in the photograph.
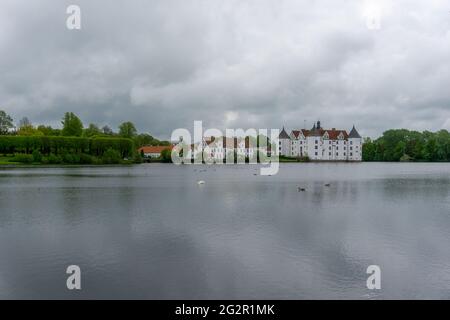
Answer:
[138,146,173,158]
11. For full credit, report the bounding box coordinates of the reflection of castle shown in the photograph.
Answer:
[278,121,362,161]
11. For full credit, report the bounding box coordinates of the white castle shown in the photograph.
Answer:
[278,121,362,161]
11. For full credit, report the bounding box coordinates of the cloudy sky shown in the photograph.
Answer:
[1,0,450,139]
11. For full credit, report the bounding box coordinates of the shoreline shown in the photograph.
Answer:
[1,161,449,168]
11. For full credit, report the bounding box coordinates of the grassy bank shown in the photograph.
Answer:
[279,156,310,163]
[0,156,20,165]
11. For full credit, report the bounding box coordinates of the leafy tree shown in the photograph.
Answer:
[158,140,171,146]
[102,125,114,135]
[18,125,43,136]
[37,125,61,136]
[0,110,14,135]
[363,129,450,162]
[134,133,154,148]
[119,121,137,139]
[61,112,83,137]
[362,138,375,161]
[18,117,31,128]
[161,148,172,163]
[102,148,122,164]
[84,123,101,137]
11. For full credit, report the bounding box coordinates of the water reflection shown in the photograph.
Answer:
[0,163,450,299]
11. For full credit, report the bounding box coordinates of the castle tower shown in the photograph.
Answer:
[348,125,362,161]
[278,127,291,157]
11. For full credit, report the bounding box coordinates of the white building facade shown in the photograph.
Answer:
[278,121,362,161]
[185,136,259,162]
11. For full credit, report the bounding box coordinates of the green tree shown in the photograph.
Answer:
[18,125,43,136]
[61,112,83,137]
[362,138,375,161]
[363,128,450,162]
[18,117,31,128]
[0,110,14,135]
[102,125,114,135]
[134,133,154,148]
[119,121,137,139]
[84,123,101,137]
[161,148,172,163]
[102,148,122,164]
[37,125,61,136]
[393,141,406,161]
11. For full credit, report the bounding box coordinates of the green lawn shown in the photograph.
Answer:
[0,156,20,165]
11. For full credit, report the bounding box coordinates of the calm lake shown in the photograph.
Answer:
[0,163,449,299]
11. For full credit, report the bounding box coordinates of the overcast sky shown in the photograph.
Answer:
[1,0,450,139]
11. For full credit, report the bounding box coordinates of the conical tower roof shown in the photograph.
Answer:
[279,127,290,139]
[349,125,361,138]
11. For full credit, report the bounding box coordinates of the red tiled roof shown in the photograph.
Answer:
[292,129,310,138]
[292,129,348,139]
[323,129,348,139]
[138,146,173,154]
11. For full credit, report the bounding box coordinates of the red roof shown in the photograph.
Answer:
[138,146,173,154]
[292,129,348,140]
[292,129,310,138]
[323,129,348,140]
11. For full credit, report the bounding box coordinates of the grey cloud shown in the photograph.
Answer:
[1,0,450,139]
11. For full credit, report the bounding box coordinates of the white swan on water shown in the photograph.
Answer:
[197,180,205,185]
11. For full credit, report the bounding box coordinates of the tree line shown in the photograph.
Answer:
[0,110,170,164]
[363,129,450,162]
[0,110,170,147]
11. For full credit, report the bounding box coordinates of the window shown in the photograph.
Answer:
[336,146,339,150]
[350,141,353,145]
[329,141,331,144]
[329,146,331,150]
[350,152,353,156]
[315,152,318,156]
[315,140,318,144]
[315,146,318,150]
[329,152,331,156]
[336,152,338,156]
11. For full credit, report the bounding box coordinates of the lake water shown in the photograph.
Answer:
[0,163,449,299]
